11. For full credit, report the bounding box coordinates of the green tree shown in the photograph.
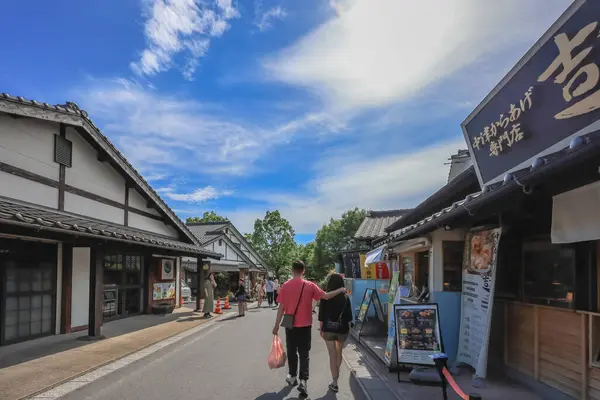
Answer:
[248,210,297,280]
[295,242,316,279]
[313,208,368,276]
[186,211,228,224]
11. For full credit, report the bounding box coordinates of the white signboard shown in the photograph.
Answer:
[161,259,175,280]
[456,228,502,378]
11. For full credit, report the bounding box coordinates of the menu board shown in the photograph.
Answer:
[456,228,502,379]
[357,288,374,323]
[394,303,443,366]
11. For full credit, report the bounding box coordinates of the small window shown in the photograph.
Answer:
[218,239,223,246]
[442,241,464,292]
[54,134,72,167]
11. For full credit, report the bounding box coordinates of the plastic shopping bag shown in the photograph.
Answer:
[268,334,287,369]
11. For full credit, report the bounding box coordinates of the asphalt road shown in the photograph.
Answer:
[61,305,367,400]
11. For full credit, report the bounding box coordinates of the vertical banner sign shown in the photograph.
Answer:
[387,272,400,325]
[384,282,402,367]
[456,228,502,378]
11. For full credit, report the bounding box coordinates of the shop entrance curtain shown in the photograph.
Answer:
[552,180,600,243]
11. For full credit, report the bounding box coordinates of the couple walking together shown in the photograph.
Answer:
[272,260,352,396]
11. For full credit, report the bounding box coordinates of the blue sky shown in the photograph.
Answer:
[0,0,572,243]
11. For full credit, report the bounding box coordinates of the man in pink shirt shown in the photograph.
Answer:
[272,260,346,396]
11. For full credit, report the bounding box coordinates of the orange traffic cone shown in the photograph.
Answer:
[214,297,222,314]
[224,296,231,309]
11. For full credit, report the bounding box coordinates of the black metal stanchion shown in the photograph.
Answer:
[431,354,449,400]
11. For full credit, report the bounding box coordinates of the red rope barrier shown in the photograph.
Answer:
[442,367,469,400]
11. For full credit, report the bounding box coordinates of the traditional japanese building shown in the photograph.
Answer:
[0,94,221,345]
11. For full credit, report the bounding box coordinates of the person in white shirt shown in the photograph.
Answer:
[273,278,280,306]
[265,277,275,306]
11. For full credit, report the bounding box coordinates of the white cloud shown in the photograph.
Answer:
[263,0,571,112]
[255,6,287,32]
[159,186,233,202]
[206,138,465,234]
[131,0,239,80]
[76,78,345,177]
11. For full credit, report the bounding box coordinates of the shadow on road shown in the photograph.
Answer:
[255,385,294,400]
[217,314,242,322]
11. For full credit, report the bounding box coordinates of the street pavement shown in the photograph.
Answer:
[60,305,368,400]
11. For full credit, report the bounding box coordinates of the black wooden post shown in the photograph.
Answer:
[87,247,104,338]
[195,257,206,311]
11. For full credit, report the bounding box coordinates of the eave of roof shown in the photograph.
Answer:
[0,197,221,259]
[384,166,478,233]
[354,209,412,240]
[0,94,201,247]
[378,130,600,244]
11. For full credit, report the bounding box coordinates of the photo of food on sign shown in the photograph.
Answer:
[468,232,494,274]
[396,307,439,351]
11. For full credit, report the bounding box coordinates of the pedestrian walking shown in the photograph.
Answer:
[318,273,353,393]
[266,277,275,306]
[256,279,265,308]
[203,272,217,319]
[273,278,280,306]
[272,260,346,396]
[235,279,247,317]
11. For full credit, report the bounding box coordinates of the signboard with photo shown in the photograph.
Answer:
[394,303,443,366]
[384,287,403,368]
[161,259,175,280]
[456,228,502,378]
[153,282,175,300]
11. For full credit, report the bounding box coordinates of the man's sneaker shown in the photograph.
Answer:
[286,375,298,386]
[297,380,308,395]
[328,382,339,392]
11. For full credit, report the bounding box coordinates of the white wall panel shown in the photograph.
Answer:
[0,171,58,208]
[64,192,124,225]
[71,247,90,328]
[65,127,125,203]
[128,189,161,216]
[0,115,59,179]
[129,213,179,238]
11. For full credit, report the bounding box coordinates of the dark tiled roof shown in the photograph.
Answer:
[377,130,600,245]
[186,223,229,244]
[0,94,202,247]
[354,209,412,240]
[0,197,221,258]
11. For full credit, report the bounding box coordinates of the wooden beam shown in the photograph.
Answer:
[97,153,110,162]
[582,313,589,399]
[0,161,58,188]
[88,247,104,338]
[124,182,129,226]
[58,124,66,210]
[61,243,73,334]
[533,306,540,380]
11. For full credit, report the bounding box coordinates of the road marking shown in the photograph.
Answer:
[29,317,226,399]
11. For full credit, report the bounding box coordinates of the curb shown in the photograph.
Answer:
[20,310,234,400]
[342,338,405,400]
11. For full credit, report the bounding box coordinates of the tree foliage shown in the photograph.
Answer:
[186,211,228,224]
[247,211,296,280]
[312,208,368,276]
[295,242,316,279]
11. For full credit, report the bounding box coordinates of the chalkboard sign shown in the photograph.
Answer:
[394,303,443,366]
[354,288,387,341]
[343,252,362,278]
[357,288,373,323]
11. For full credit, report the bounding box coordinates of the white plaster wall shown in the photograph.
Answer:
[64,192,124,225]
[128,188,160,216]
[65,127,126,203]
[213,240,227,259]
[128,213,179,238]
[0,172,58,208]
[71,247,90,328]
[430,228,467,292]
[0,115,59,179]
[55,243,63,335]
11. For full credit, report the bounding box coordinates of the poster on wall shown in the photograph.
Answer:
[153,282,176,300]
[456,228,502,379]
[394,303,443,366]
[161,259,175,280]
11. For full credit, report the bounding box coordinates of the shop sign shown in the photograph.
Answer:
[342,252,361,278]
[161,259,175,280]
[462,0,600,187]
[153,282,175,300]
[456,228,502,379]
[362,262,390,280]
[393,303,443,366]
